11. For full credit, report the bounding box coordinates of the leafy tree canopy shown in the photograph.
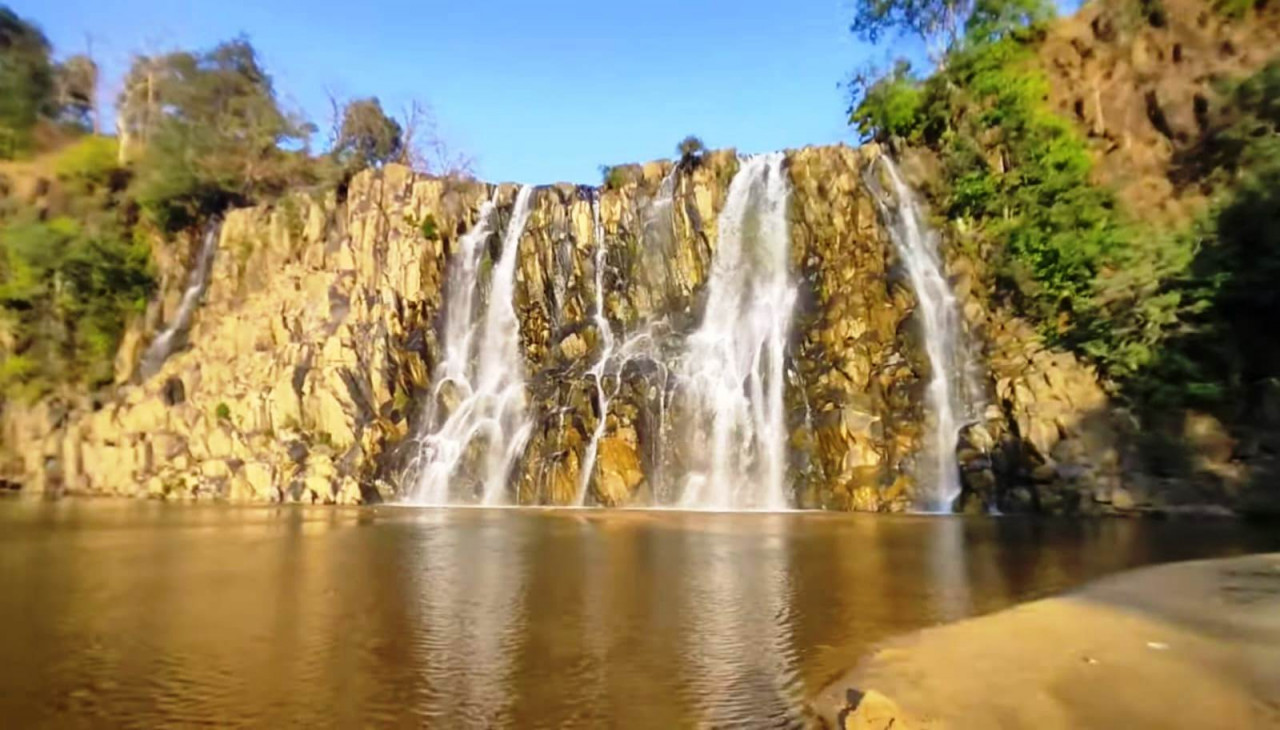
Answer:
[122,37,311,230]
[333,97,403,171]
[0,5,54,157]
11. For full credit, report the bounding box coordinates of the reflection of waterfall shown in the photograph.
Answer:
[867,157,981,511]
[679,515,801,725]
[138,219,222,379]
[413,512,528,725]
[407,187,536,506]
[676,153,796,511]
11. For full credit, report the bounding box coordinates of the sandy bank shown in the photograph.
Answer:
[812,552,1280,729]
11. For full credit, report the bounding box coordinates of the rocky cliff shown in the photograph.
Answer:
[0,141,1143,513]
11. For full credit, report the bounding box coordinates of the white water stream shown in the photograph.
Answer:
[868,157,981,510]
[409,187,536,505]
[676,153,796,511]
[138,220,221,379]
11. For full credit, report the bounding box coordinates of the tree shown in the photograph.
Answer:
[851,0,973,60]
[847,59,923,141]
[0,6,54,157]
[55,53,98,132]
[962,0,1054,44]
[333,97,402,171]
[121,37,310,229]
[398,100,473,177]
[677,135,706,166]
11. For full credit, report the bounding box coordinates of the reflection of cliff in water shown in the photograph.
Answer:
[1,504,1276,727]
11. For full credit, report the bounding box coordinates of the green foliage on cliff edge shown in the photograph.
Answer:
[1129,61,1280,415]
[123,38,315,232]
[851,0,1280,423]
[852,0,1139,361]
[0,216,154,396]
[0,7,55,157]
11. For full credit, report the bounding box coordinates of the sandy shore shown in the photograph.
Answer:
[811,552,1280,729]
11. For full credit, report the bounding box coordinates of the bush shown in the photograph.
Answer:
[677,135,706,165]
[0,354,37,392]
[0,216,154,391]
[419,213,439,241]
[599,164,628,190]
[848,61,924,141]
[215,402,231,421]
[121,39,309,232]
[53,135,120,189]
[1213,0,1252,17]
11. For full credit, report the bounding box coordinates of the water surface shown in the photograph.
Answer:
[1,500,1275,728]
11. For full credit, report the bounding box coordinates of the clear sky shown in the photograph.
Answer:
[19,0,906,184]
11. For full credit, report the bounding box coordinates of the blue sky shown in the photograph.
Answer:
[22,0,908,184]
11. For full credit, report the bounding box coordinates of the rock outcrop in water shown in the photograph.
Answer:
[0,145,1144,512]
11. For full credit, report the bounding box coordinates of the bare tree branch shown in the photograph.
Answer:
[399,100,474,179]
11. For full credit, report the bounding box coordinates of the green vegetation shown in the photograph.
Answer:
[849,0,1280,422]
[0,4,471,401]
[0,7,55,157]
[215,402,231,421]
[849,61,925,141]
[332,97,403,173]
[1213,0,1253,18]
[120,38,313,232]
[0,216,153,395]
[0,27,322,396]
[599,164,628,189]
[419,213,439,241]
[852,0,1131,358]
[1130,61,1280,414]
[53,135,119,190]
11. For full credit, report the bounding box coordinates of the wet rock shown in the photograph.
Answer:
[837,688,915,730]
[0,145,1142,512]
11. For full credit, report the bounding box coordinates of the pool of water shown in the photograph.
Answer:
[0,499,1276,727]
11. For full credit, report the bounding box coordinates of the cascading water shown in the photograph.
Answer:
[138,219,222,379]
[576,195,615,505]
[576,188,679,506]
[867,157,981,511]
[408,186,536,506]
[676,153,796,511]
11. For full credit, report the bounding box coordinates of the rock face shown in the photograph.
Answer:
[789,146,924,511]
[0,145,1152,512]
[1041,0,1280,226]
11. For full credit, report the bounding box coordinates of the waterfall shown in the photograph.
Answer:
[408,186,536,506]
[867,157,980,511]
[139,219,222,379]
[676,153,796,511]
[576,194,614,505]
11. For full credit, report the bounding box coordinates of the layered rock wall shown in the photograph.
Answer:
[0,145,1135,512]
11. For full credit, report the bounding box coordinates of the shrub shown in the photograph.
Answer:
[0,217,153,392]
[215,402,231,421]
[677,135,706,165]
[599,165,628,190]
[419,213,439,241]
[53,135,120,189]
[848,60,924,141]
